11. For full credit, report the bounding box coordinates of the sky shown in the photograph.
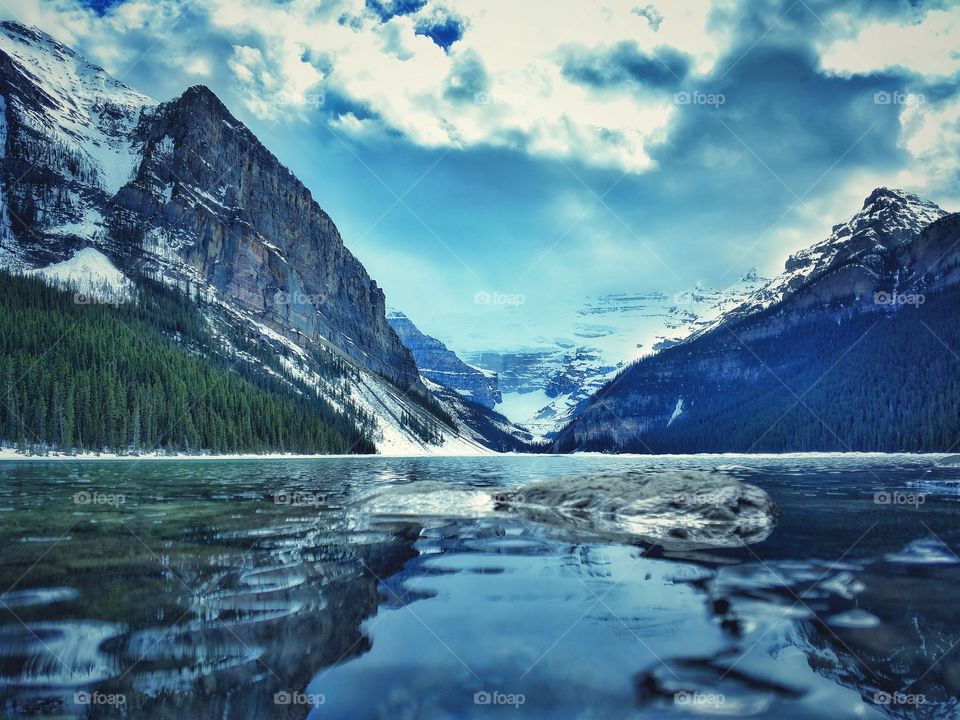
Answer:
[3,0,959,355]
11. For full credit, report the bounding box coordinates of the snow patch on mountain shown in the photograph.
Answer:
[27,247,133,302]
[667,398,684,426]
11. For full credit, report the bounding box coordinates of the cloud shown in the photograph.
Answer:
[632,4,663,31]
[899,92,960,200]
[415,15,463,51]
[1,0,957,356]
[365,0,427,23]
[816,6,960,80]
[561,41,691,91]
[4,0,733,174]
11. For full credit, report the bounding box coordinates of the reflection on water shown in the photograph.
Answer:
[0,455,959,718]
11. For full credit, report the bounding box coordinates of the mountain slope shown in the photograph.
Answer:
[0,268,376,454]
[559,190,960,453]
[703,188,947,331]
[0,22,500,455]
[387,310,501,408]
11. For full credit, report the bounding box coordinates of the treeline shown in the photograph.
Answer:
[0,271,375,454]
[559,285,960,453]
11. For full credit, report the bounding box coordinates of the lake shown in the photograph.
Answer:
[1,454,959,719]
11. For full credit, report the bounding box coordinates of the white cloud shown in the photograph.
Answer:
[817,7,960,79]
[5,0,732,174]
[898,95,960,205]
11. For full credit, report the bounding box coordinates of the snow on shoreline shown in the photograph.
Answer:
[0,448,952,462]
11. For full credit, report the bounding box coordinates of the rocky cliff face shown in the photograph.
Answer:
[0,21,419,390]
[387,310,501,408]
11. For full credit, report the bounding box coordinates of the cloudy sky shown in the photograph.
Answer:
[5,0,959,353]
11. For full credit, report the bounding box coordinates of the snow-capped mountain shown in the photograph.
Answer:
[464,268,769,439]
[0,22,517,455]
[561,188,960,453]
[704,187,948,331]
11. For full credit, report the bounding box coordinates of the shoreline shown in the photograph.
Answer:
[0,448,954,461]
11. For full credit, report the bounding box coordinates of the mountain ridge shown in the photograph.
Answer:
[559,188,960,452]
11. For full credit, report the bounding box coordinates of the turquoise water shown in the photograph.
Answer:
[0,454,959,718]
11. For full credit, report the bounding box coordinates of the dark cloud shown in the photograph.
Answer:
[415,16,463,51]
[365,0,427,23]
[79,0,124,16]
[651,44,905,204]
[319,88,378,122]
[561,41,691,91]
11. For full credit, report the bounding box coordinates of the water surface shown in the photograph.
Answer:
[0,454,958,719]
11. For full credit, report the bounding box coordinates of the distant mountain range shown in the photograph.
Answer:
[557,188,960,453]
[461,269,769,439]
[0,21,529,455]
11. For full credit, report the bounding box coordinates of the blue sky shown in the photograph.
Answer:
[5,0,959,353]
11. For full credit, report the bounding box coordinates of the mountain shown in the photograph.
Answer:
[699,187,947,331]
[384,310,535,451]
[464,269,768,439]
[386,310,501,408]
[558,189,960,453]
[0,22,509,455]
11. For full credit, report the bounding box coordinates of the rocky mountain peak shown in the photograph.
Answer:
[841,186,947,246]
[0,24,422,390]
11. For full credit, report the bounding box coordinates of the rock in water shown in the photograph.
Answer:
[504,470,777,548]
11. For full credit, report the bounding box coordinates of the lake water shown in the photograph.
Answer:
[1,454,959,719]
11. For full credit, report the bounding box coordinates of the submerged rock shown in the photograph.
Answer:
[502,470,778,549]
